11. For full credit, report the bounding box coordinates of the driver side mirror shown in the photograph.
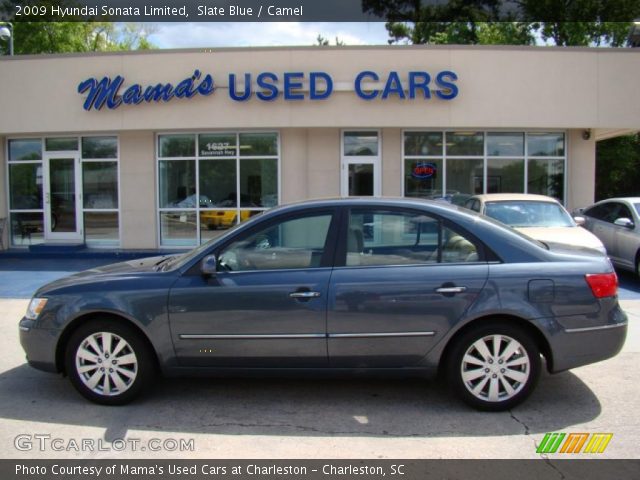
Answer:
[573,216,586,226]
[200,254,217,277]
[613,217,635,229]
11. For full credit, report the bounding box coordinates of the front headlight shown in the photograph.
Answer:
[25,298,48,320]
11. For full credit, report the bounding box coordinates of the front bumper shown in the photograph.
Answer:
[19,318,60,373]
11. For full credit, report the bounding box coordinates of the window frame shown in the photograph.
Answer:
[333,205,492,269]
[156,130,281,248]
[211,207,341,273]
[5,135,120,248]
[401,129,567,205]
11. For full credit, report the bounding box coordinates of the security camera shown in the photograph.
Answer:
[582,129,591,140]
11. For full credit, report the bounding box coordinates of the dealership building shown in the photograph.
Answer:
[1,45,639,250]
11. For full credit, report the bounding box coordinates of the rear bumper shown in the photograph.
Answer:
[549,307,628,373]
[19,318,59,373]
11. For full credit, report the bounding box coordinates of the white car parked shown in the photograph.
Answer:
[464,194,606,254]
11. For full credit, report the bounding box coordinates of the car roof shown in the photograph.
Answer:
[595,197,640,203]
[469,193,560,203]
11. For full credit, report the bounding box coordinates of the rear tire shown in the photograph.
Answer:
[65,320,156,405]
[446,322,541,411]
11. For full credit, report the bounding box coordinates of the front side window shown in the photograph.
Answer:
[346,209,479,267]
[218,213,333,272]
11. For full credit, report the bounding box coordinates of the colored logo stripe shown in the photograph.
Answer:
[537,433,613,454]
[537,433,565,454]
[583,433,613,454]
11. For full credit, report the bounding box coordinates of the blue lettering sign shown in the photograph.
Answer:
[435,71,459,100]
[78,69,458,110]
[78,70,215,111]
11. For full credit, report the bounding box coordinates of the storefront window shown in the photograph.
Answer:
[404,132,443,156]
[83,162,118,209]
[8,139,42,161]
[240,159,278,207]
[84,212,119,244]
[10,212,44,246]
[45,137,78,151]
[528,159,565,200]
[158,132,279,246]
[199,160,237,206]
[10,164,43,210]
[446,132,484,156]
[199,133,237,157]
[403,131,565,203]
[239,132,278,156]
[487,158,525,193]
[159,134,195,157]
[160,212,197,247]
[404,159,443,199]
[527,133,565,157]
[82,137,117,159]
[7,135,119,247]
[487,133,524,157]
[446,158,485,203]
[344,131,379,156]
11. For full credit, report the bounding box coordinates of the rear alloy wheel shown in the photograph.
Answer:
[65,320,156,405]
[447,323,541,411]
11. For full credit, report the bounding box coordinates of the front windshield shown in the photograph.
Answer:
[634,203,640,217]
[485,201,574,228]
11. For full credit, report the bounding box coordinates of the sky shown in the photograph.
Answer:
[148,22,391,48]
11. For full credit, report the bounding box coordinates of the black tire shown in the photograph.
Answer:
[446,322,541,411]
[65,320,157,405]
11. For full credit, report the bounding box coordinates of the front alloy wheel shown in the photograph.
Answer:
[448,323,541,411]
[75,332,138,397]
[66,320,156,405]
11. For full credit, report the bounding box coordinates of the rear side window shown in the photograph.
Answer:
[346,209,480,267]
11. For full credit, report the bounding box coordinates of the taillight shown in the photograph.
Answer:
[585,272,618,298]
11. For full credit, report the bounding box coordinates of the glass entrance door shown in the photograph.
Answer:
[44,154,83,241]
[341,131,381,197]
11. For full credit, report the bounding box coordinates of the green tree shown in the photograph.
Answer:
[596,134,640,200]
[315,34,345,46]
[362,0,640,46]
[0,1,155,54]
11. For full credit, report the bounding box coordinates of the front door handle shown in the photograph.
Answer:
[435,286,467,294]
[289,291,321,298]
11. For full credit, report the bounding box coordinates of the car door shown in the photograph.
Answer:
[612,202,638,270]
[168,208,338,367]
[583,202,617,254]
[327,207,489,367]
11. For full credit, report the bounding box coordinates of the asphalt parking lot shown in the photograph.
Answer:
[0,257,638,460]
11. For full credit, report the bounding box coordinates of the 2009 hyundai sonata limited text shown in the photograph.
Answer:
[19,198,627,410]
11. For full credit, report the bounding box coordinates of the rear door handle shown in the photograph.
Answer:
[289,291,321,298]
[435,286,467,294]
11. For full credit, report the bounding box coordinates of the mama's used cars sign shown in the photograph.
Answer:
[77,69,458,111]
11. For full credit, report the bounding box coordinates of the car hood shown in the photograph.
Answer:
[515,226,606,253]
[35,255,177,295]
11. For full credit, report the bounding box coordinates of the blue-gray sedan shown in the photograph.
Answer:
[19,198,627,410]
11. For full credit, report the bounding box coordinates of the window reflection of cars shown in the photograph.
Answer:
[200,210,256,230]
[169,194,213,209]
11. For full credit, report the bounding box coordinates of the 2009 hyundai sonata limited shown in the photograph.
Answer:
[20,198,627,410]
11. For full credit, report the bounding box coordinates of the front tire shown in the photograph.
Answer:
[446,322,541,411]
[65,320,156,405]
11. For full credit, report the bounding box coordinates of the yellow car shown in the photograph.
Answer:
[200,210,255,230]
